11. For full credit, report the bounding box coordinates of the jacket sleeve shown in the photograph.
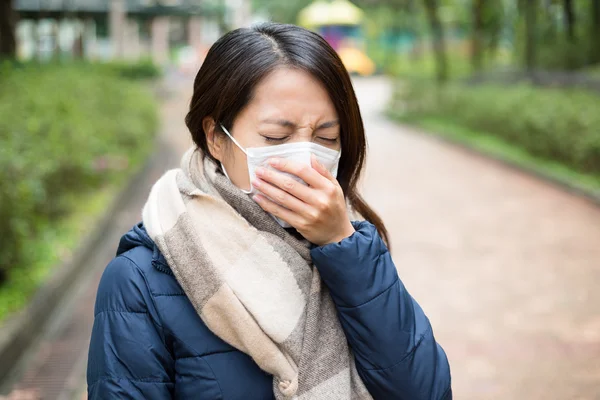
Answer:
[87,254,175,399]
[310,221,452,400]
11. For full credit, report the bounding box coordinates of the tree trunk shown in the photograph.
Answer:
[423,0,448,83]
[592,0,600,63]
[563,0,575,42]
[471,0,484,73]
[0,0,17,59]
[53,20,61,59]
[523,0,538,74]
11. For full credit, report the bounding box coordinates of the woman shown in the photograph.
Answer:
[87,23,452,399]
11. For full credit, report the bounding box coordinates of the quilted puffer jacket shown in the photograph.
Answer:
[87,221,452,399]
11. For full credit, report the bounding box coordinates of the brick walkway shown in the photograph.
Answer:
[357,77,600,399]
[4,75,600,399]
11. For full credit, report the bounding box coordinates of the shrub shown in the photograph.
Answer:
[0,63,158,281]
[390,80,600,174]
[95,59,163,80]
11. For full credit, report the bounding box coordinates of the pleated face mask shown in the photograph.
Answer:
[219,124,341,227]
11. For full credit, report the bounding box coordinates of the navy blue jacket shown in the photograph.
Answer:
[87,221,451,399]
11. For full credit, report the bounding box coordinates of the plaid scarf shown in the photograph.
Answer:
[142,148,371,399]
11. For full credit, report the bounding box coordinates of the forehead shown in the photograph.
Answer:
[246,67,337,121]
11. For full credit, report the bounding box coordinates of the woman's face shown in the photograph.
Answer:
[204,67,340,192]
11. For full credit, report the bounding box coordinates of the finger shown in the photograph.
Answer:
[266,157,330,189]
[255,166,314,203]
[310,153,336,183]
[252,177,313,216]
[253,193,303,227]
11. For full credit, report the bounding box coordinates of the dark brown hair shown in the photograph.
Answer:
[185,23,389,246]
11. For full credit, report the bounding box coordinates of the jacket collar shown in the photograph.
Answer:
[118,222,172,275]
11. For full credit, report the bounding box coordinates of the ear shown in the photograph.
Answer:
[202,117,225,161]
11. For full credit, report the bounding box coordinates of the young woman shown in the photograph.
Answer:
[87,23,452,400]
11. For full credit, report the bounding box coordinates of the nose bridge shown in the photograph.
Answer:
[292,132,314,143]
[293,123,319,142]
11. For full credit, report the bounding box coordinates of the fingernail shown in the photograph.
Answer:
[255,167,265,176]
[268,158,279,167]
[253,194,263,202]
[252,178,261,187]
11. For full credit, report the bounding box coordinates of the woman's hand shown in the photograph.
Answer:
[251,154,355,246]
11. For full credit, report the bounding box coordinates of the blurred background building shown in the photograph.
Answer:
[13,0,225,64]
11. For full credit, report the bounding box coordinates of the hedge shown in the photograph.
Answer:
[0,63,158,288]
[92,59,163,80]
[390,80,600,175]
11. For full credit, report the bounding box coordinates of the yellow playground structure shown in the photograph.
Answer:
[298,0,376,76]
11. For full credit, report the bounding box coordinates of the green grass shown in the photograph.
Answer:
[397,115,600,195]
[586,65,600,78]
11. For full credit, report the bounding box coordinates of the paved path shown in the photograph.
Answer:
[356,77,600,399]
[4,74,600,400]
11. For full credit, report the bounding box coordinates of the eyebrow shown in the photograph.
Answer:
[261,119,340,130]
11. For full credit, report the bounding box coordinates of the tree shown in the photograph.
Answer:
[563,0,575,42]
[422,0,448,83]
[484,1,505,63]
[252,0,313,24]
[351,0,410,8]
[592,0,600,63]
[471,0,484,72]
[0,0,16,59]
[522,0,538,73]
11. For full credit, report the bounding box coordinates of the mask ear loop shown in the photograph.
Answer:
[219,124,247,155]
[218,124,253,194]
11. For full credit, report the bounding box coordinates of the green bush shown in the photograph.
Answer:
[95,59,163,80]
[384,51,474,81]
[390,80,600,174]
[0,63,158,282]
[586,65,600,78]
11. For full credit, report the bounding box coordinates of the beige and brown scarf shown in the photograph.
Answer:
[142,147,371,399]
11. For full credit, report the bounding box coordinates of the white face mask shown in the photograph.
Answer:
[219,124,341,227]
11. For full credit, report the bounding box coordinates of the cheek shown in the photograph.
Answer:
[222,145,251,190]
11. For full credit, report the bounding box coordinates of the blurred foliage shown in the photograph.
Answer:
[375,48,474,79]
[384,1,600,207]
[251,0,600,76]
[252,0,314,24]
[0,63,158,318]
[0,184,119,322]
[92,59,163,80]
[512,0,600,71]
[390,80,600,174]
[587,65,600,78]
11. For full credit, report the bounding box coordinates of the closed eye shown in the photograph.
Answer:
[318,137,339,143]
[262,135,290,143]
